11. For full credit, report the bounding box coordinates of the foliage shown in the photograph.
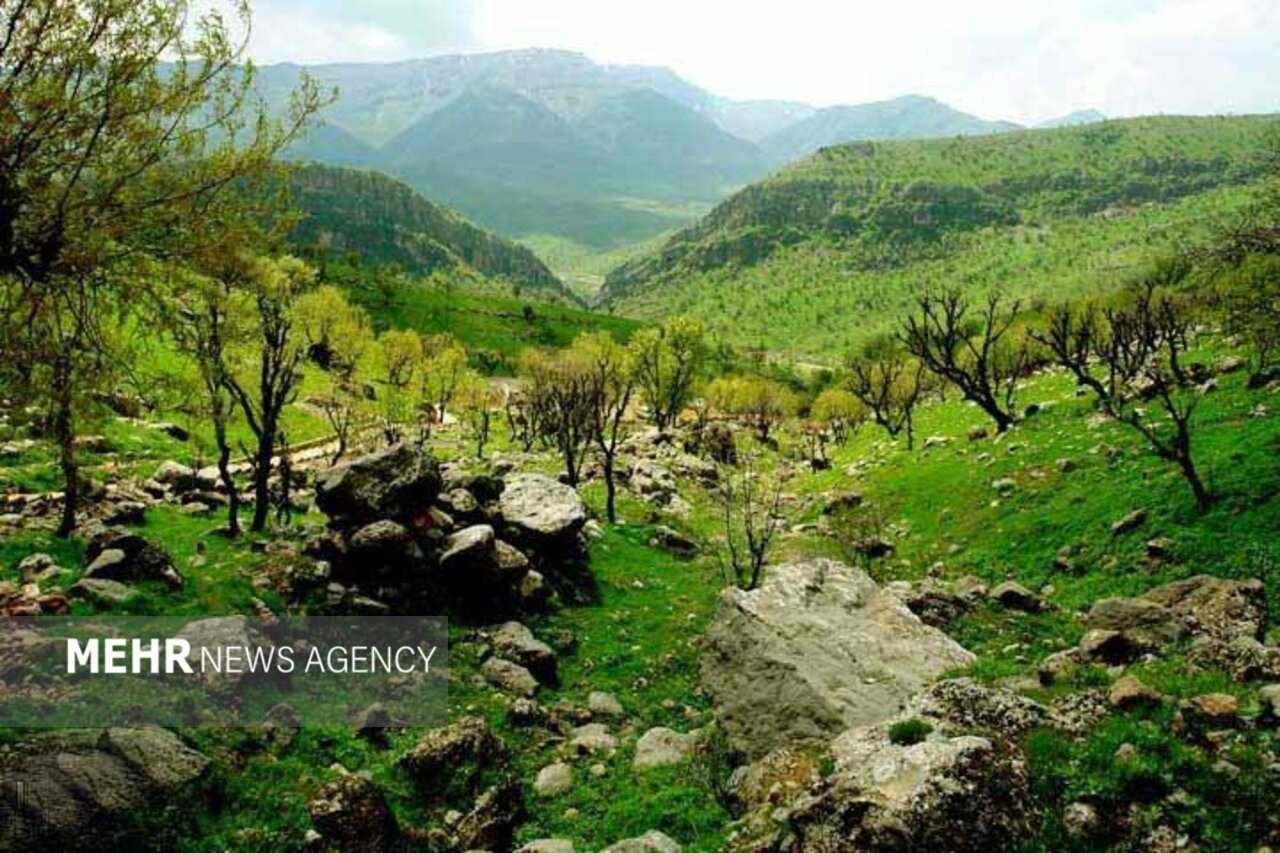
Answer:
[716,454,784,591]
[629,316,708,431]
[887,718,934,746]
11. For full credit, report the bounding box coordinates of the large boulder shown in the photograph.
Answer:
[701,559,975,759]
[399,717,508,791]
[488,621,558,684]
[0,728,208,852]
[315,444,442,530]
[498,474,586,544]
[83,530,183,590]
[782,724,1031,852]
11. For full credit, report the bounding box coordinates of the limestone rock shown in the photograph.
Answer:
[601,830,682,853]
[535,762,573,797]
[489,621,557,684]
[633,727,697,769]
[499,473,586,543]
[481,657,539,697]
[399,717,508,790]
[307,769,399,852]
[701,558,974,759]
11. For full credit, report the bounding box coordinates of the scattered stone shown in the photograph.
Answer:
[1215,355,1248,375]
[601,830,682,853]
[1110,509,1147,536]
[1182,693,1239,728]
[399,717,508,790]
[588,691,625,717]
[69,577,138,608]
[489,621,557,684]
[1258,684,1280,723]
[648,525,697,556]
[103,501,146,526]
[1109,675,1163,710]
[518,841,576,853]
[307,769,399,852]
[918,678,1050,740]
[84,529,183,589]
[153,460,198,491]
[1056,457,1076,473]
[18,553,60,583]
[454,780,524,851]
[701,558,974,759]
[1063,801,1101,839]
[481,657,539,697]
[989,580,1044,613]
[634,727,697,769]
[968,426,989,442]
[535,762,573,797]
[568,723,618,755]
[1145,537,1175,559]
[822,491,863,515]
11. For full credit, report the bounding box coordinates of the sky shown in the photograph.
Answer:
[239,0,1280,125]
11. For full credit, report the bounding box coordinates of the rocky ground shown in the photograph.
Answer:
[1,342,1279,851]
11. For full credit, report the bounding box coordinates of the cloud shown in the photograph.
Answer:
[239,0,1279,123]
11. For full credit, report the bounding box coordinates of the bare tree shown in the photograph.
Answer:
[900,289,1029,433]
[716,455,784,591]
[1032,283,1212,511]
[574,333,636,524]
[520,349,595,486]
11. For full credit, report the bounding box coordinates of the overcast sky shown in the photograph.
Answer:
[239,0,1280,125]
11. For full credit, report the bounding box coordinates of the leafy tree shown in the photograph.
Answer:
[368,329,424,445]
[630,316,706,431]
[0,0,325,534]
[224,256,317,532]
[520,348,595,486]
[900,289,1029,433]
[572,332,637,523]
[297,285,373,464]
[811,388,868,445]
[1033,281,1213,511]
[706,375,796,444]
[1214,254,1280,380]
[419,334,468,439]
[846,336,925,449]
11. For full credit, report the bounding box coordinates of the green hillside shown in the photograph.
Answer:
[599,115,1278,357]
[761,94,1019,163]
[288,164,577,303]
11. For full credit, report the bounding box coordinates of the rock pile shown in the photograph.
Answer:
[308,444,589,617]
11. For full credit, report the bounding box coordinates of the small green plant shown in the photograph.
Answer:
[888,718,934,746]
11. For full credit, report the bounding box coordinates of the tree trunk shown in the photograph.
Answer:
[213,414,240,537]
[250,420,275,532]
[603,453,617,524]
[1179,454,1212,512]
[53,358,78,538]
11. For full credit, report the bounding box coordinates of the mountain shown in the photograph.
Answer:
[1038,109,1107,129]
[287,164,576,303]
[760,95,1020,163]
[707,100,818,143]
[598,115,1277,356]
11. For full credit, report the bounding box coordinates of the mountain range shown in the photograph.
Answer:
[259,49,1103,253]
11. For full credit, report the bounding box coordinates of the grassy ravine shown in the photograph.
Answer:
[2,337,1279,850]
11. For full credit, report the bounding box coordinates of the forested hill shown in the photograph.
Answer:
[287,164,576,303]
[597,115,1278,354]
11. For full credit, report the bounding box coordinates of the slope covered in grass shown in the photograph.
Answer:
[600,115,1277,358]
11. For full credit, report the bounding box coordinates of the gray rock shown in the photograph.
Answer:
[648,525,697,556]
[534,762,573,796]
[989,580,1044,613]
[517,841,575,853]
[701,558,974,759]
[348,520,414,555]
[785,724,1030,851]
[307,769,399,852]
[19,553,60,583]
[494,539,531,575]
[102,727,209,789]
[439,524,496,571]
[481,657,538,697]
[588,691,625,717]
[152,460,197,491]
[315,443,442,529]
[174,616,257,689]
[455,780,523,852]
[568,722,618,755]
[84,530,183,589]
[1110,509,1147,536]
[489,621,557,684]
[399,717,507,790]
[602,830,682,853]
[499,473,586,542]
[634,727,696,769]
[69,577,138,607]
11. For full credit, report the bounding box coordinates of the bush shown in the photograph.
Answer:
[888,718,934,746]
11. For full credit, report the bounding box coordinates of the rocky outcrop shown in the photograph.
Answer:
[0,728,209,852]
[315,443,442,529]
[307,767,400,852]
[780,724,1031,852]
[701,559,975,759]
[83,529,183,590]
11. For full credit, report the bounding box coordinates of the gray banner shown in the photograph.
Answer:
[0,615,448,727]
